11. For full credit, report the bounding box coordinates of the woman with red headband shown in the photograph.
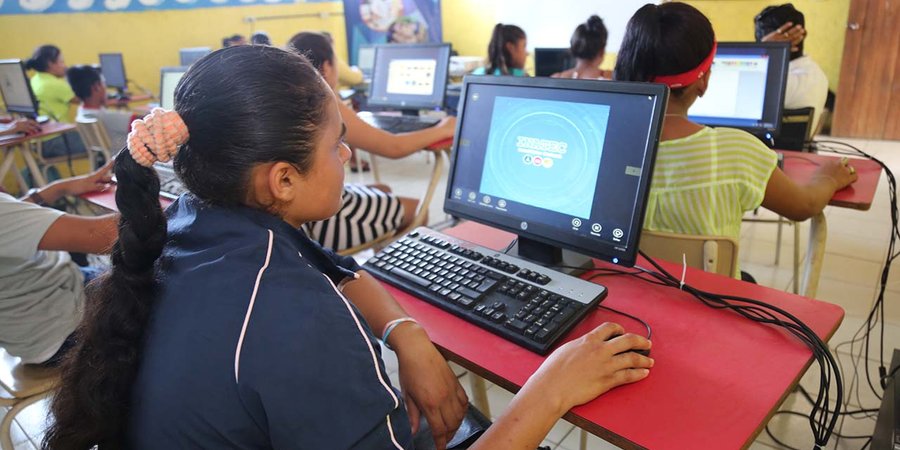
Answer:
[615,2,857,280]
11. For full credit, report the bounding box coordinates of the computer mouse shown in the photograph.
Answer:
[606,333,651,357]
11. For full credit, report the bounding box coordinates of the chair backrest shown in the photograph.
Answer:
[773,107,814,151]
[0,347,58,399]
[75,117,114,163]
[639,229,739,277]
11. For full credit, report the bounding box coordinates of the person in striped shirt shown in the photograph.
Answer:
[614,2,857,279]
[287,32,458,252]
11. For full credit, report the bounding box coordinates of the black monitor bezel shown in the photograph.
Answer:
[99,53,127,89]
[159,66,188,110]
[688,41,790,137]
[366,43,451,110]
[0,59,40,117]
[444,75,669,268]
[534,48,574,77]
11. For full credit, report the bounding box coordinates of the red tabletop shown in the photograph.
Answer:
[777,150,881,210]
[386,221,844,450]
[81,186,172,210]
[0,122,77,148]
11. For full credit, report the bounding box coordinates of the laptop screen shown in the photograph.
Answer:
[367,43,451,110]
[444,76,667,267]
[0,60,38,116]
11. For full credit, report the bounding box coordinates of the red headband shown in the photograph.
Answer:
[653,41,718,88]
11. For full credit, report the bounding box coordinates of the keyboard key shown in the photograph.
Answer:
[506,319,529,332]
[457,286,483,300]
[390,267,431,288]
[535,328,552,343]
[491,312,506,322]
[476,279,497,293]
[458,297,476,308]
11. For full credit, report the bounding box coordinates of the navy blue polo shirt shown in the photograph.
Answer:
[128,194,412,449]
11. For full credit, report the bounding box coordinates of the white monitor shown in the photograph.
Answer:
[159,67,187,110]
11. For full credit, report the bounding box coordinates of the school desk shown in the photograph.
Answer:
[382,220,845,450]
[0,122,76,191]
[776,150,882,298]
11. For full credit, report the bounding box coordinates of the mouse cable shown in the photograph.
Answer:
[628,249,841,449]
[811,139,898,404]
[593,304,652,340]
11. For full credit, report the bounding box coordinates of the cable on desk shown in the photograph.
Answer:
[598,248,843,449]
[595,304,652,340]
[810,140,898,415]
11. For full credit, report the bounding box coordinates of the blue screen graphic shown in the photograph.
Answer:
[479,97,610,220]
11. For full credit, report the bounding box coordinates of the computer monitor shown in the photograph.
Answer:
[688,41,790,140]
[0,59,39,118]
[367,43,451,112]
[445,76,668,269]
[534,48,575,77]
[99,53,127,90]
[179,47,211,67]
[357,45,376,78]
[159,67,187,110]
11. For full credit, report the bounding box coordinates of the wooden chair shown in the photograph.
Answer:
[638,229,739,277]
[0,348,58,450]
[75,117,115,169]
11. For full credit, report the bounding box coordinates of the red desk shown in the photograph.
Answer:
[774,151,882,297]
[0,122,77,191]
[81,187,172,210]
[386,221,844,450]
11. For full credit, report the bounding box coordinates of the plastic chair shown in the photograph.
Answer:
[0,348,58,450]
[75,117,115,168]
[638,229,739,277]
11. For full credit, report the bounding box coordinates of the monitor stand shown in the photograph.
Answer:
[507,236,594,276]
[400,109,420,117]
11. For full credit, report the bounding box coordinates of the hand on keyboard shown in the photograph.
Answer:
[524,322,653,413]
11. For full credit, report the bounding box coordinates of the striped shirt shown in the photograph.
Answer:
[643,127,778,275]
[304,184,404,251]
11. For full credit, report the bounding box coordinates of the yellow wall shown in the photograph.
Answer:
[0,0,850,98]
[440,0,851,91]
[0,1,348,96]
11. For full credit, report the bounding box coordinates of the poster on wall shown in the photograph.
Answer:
[0,0,331,15]
[343,0,442,65]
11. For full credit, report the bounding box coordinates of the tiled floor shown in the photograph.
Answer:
[3,138,897,449]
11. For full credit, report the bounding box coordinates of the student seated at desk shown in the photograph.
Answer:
[67,65,136,150]
[755,3,829,132]
[288,32,457,252]
[0,162,115,366]
[43,45,653,450]
[552,15,611,80]
[614,2,857,279]
[472,23,528,76]
[0,118,40,137]
[25,44,88,159]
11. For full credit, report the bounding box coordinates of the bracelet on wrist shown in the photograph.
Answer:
[25,188,47,206]
[381,317,418,351]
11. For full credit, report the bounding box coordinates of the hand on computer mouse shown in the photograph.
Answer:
[10,118,40,136]
[606,333,651,357]
[523,322,653,414]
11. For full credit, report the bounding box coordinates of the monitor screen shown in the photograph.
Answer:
[445,76,668,268]
[688,42,790,136]
[0,60,38,116]
[367,43,451,110]
[180,47,211,67]
[99,53,127,89]
[357,45,375,77]
[534,48,574,77]
[159,67,187,110]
